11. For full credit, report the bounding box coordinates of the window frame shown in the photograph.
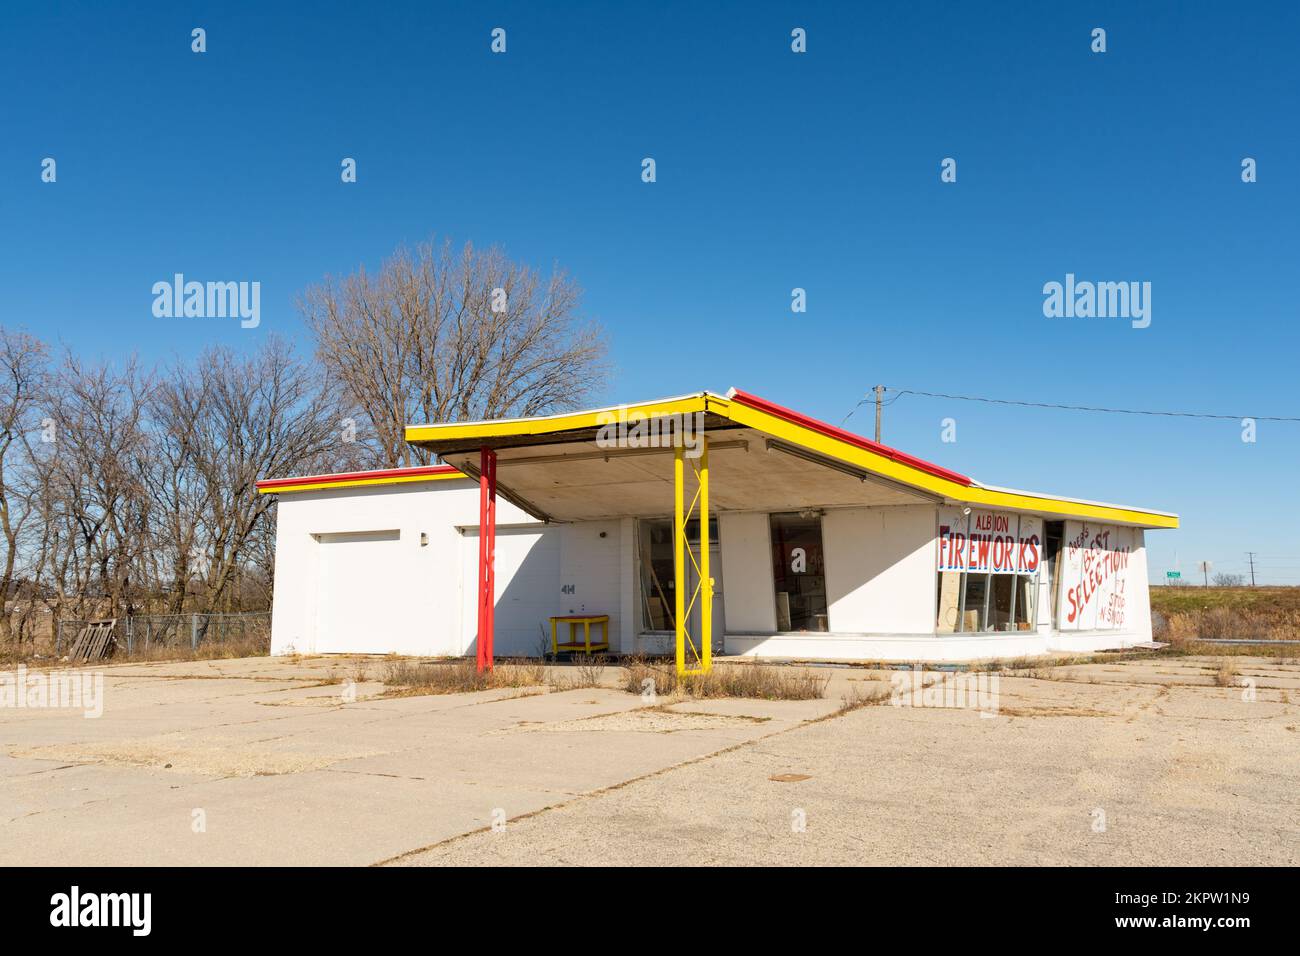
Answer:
[942,569,1038,634]
[635,515,720,634]
[768,511,830,634]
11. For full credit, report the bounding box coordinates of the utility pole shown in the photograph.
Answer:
[1246,552,1257,587]
[874,385,884,443]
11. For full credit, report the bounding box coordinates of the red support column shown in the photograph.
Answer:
[476,446,498,672]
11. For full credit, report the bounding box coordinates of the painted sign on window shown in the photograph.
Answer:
[1058,521,1135,630]
[937,510,1042,575]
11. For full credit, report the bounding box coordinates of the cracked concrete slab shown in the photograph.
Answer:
[3,653,1296,865]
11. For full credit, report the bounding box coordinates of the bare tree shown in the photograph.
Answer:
[1212,572,1246,588]
[299,237,608,467]
[0,328,49,645]
[183,337,338,614]
[0,318,395,651]
[1,237,607,652]
[40,352,154,621]
[145,357,210,613]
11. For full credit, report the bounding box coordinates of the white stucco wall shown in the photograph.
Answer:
[718,512,776,632]
[557,520,624,649]
[1128,534,1153,637]
[823,504,936,634]
[269,479,534,656]
[618,517,637,653]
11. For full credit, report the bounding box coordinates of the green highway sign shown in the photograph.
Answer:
[1166,571,1181,579]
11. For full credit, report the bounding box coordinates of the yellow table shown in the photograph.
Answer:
[550,615,610,655]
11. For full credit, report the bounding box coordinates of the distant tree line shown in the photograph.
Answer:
[1,237,606,649]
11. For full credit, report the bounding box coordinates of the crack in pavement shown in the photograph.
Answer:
[370,700,861,866]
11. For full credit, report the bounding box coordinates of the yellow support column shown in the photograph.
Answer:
[674,444,686,675]
[673,437,712,676]
[699,435,712,674]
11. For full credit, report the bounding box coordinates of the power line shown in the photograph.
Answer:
[875,387,1300,422]
[840,390,904,427]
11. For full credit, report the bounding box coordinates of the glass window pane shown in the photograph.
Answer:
[638,519,675,631]
[990,575,1015,631]
[960,574,988,632]
[683,517,718,544]
[770,513,828,632]
[936,571,962,633]
[1015,574,1037,630]
[1045,521,1063,627]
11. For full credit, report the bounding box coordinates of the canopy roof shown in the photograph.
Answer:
[260,388,1178,530]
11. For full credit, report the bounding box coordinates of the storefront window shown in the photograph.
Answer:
[935,510,1042,634]
[770,512,828,632]
[936,570,1037,633]
[638,517,718,631]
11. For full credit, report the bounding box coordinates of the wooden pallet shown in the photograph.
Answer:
[67,619,118,662]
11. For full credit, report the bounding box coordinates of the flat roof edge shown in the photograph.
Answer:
[971,481,1179,521]
[405,391,721,435]
[256,465,464,495]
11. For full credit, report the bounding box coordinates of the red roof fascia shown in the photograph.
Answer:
[726,389,973,486]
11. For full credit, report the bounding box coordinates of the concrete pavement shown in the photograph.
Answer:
[2,654,1297,865]
[1,656,840,865]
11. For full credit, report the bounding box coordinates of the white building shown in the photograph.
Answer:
[257,388,1177,665]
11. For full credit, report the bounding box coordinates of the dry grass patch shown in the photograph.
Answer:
[26,633,272,667]
[497,705,768,735]
[1212,661,1242,688]
[548,656,608,690]
[621,657,828,701]
[1152,587,1300,642]
[346,660,373,683]
[134,635,270,661]
[829,680,891,716]
[381,658,545,697]
[1171,638,1298,662]
[996,705,1112,718]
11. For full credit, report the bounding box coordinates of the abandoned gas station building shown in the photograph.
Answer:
[257,388,1178,668]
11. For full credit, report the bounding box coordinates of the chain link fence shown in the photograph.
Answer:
[56,612,271,656]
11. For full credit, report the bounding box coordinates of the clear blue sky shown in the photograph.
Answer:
[2,1,1297,583]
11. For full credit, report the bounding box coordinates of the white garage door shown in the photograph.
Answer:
[315,529,405,653]
[460,527,560,657]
